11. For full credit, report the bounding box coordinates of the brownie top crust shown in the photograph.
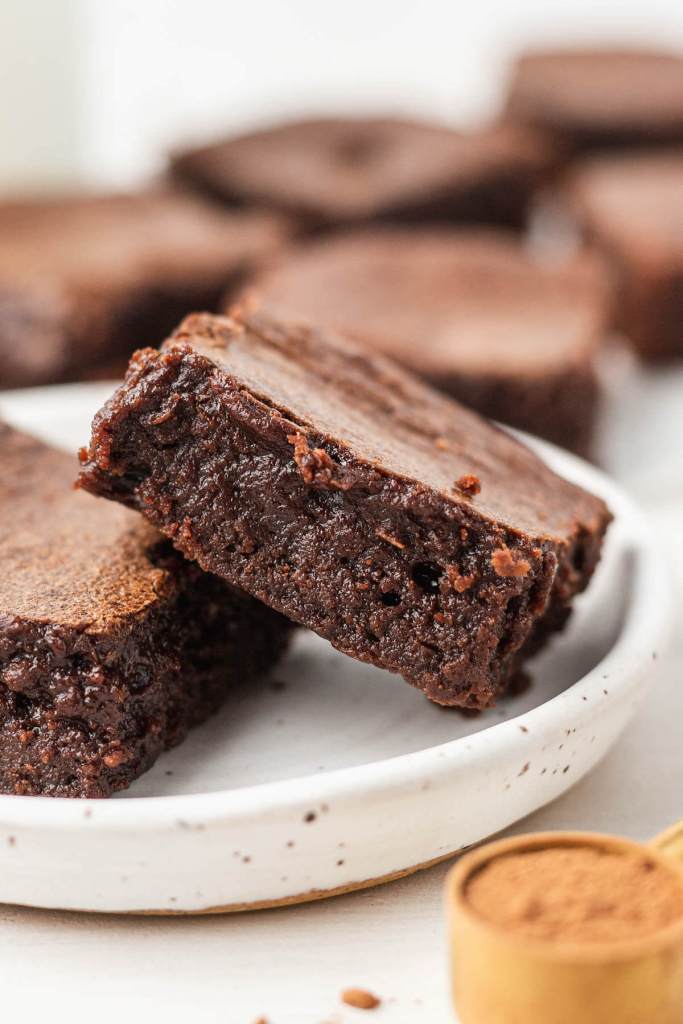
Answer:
[171,116,551,224]
[247,228,607,376]
[161,310,608,541]
[569,151,683,260]
[0,190,287,295]
[0,422,173,631]
[506,48,683,140]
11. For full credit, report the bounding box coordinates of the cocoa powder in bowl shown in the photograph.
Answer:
[465,844,683,943]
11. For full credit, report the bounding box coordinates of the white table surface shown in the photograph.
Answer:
[0,372,680,1024]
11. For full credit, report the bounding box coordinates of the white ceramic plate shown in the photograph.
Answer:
[0,383,670,914]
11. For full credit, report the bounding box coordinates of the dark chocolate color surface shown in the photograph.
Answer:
[80,310,610,708]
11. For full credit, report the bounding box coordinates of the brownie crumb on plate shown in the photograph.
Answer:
[341,988,381,1010]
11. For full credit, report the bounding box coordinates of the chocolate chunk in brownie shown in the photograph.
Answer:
[0,190,288,389]
[568,150,683,360]
[79,310,611,710]
[0,423,290,797]
[505,48,683,154]
[245,228,608,456]
[171,116,553,232]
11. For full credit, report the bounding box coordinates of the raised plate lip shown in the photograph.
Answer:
[0,387,670,834]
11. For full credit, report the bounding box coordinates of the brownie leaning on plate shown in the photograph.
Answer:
[0,190,288,389]
[79,309,611,710]
[245,227,608,456]
[0,423,290,797]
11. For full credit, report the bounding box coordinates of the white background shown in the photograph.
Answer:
[1,0,682,189]
[1,2,683,1021]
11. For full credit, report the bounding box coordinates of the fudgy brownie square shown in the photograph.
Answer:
[171,116,553,232]
[0,190,288,389]
[79,309,611,710]
[568,151,683,360]
[245,227,608,455]
[0,423,290,797]
[504,48,683,154]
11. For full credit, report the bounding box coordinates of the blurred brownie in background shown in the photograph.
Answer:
[171,116,553,233]
[0,423,291,798]
[245,228,608,455]
[0,190,288,389]
[504,48,683,155]
[568,151,683,360]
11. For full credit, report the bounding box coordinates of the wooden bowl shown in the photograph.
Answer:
[446,831,683,1024]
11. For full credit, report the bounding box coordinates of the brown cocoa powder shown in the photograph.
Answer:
[466,845,683,943]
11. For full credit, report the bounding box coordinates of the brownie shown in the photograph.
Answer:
[505,48,683,154]
[568,151,683,360]
[0,423,290,797]
[171,116,553,232]
[0,190,288,389]
[79,310,611,710]
[246,228,608,456]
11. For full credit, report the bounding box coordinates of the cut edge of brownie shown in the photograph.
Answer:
[78,312,611,710]
[0,553,291,798]
[0,425,291,798]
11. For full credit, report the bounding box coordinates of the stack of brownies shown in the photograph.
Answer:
[3,44,683,797]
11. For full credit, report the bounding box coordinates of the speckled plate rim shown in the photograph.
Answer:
[0,386,672,912]
[0,437,668,831]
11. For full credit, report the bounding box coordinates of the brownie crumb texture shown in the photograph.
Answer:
[454,474,482,498]
[491,546,531,578]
